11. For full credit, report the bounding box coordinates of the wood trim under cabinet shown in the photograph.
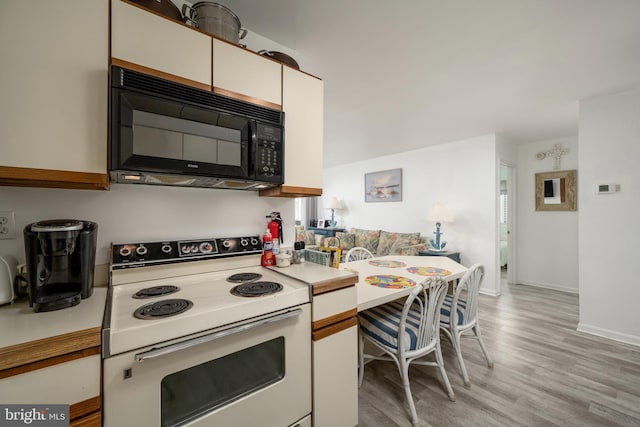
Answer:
[312,316,357,341]
[312,278,357,296]
[213,87,281,111]
[312,308,357,332]
[0,327,101,372]
[111,58,212,92]
[0,166,108,191]
[259,185,323,198]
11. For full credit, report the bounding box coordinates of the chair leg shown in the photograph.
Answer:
[451,327,471,387]
[435,339,456,401]
[358,331,365,387]
[473,323,494,368]
[399,357,419,425]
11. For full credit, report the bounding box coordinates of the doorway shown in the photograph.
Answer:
[499,163,516,291]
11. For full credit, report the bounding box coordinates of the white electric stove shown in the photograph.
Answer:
[102,236,312,427]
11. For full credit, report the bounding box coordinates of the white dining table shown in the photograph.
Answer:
[340,255,468,311]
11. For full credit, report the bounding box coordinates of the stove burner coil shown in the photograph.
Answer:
[134,299,193,319]
[226,272,263,283]
[133,285,180,299]
[230,281,283,297]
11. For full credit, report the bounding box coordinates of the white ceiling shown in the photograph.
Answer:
[220,0,640,167]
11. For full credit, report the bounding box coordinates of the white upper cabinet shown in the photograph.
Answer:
[111,0,211,89]
[281,67,324,190]
[212,39,282,108]
[0,0,109,189]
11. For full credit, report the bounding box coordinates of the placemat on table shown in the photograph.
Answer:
[406,266,452,276]
[365,275,416,289]
[368,259,407,268]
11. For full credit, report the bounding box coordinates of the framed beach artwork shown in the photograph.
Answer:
[365,168,402,202]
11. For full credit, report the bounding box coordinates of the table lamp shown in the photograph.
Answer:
[325,197,343,227]
[425,204,453,251]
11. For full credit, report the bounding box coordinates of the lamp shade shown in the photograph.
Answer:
[325,197,343,210]
[425,204,453,223]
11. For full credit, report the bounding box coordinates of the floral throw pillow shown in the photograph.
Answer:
[350,228,381,254]
[377,231,421,256]
[335,232,356,251]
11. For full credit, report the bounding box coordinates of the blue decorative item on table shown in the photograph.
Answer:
[425,204,453,251]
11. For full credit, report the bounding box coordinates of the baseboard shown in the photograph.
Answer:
[479,288,500,297]
[517,280,579,295]
[577,323,640,348]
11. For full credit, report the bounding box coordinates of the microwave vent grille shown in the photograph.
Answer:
[115,67,283,125]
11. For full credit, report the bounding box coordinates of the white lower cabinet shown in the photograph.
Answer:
[0,355,100,405]
[312,325,358,427]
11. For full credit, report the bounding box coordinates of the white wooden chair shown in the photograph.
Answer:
[439,263,493,387]
[358,277,455,425]
[345,247,373,262]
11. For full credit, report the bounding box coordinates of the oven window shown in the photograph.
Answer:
[161,337,285,427]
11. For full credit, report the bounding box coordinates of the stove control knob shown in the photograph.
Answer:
[222,239,232,249]
[181,245,191,254]
[199,242,213,253]
[250,237,259,246]
[119,246,132,258]
[240,238,249,247]
[161,244,172,254]
[136,245,148,256]
[190,244,199,253]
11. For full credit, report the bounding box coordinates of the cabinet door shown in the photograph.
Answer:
[312,325,358,427]
[111,0,211,89]
[281,67,324,190]
[0,0,108,188]
[213,39,282,108]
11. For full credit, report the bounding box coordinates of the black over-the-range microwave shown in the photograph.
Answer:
[109,66,284,190]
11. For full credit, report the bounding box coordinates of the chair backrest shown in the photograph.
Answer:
[451,263,484,327]
[398,277,449,354]
[345,247,374,262]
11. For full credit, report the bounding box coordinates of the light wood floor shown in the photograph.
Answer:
[358,281,640,426]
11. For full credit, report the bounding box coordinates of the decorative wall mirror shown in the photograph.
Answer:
[535,170,577,211]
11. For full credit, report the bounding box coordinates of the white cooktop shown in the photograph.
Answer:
[106,262,310,356]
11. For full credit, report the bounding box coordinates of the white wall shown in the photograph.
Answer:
[0,184,294,266]
[323,134,501,296]
[515,136,579,293]
[578,87,640,346]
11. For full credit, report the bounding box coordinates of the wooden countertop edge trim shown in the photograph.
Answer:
[312,316,357,341]
[70,410,101,427]
[0,166,109,191]
[312,277,357,296]
[312,308,357,331]
[0,346,101,380]
[0,327,102,372]
[70,396,101,421]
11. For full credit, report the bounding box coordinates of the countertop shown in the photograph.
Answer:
[269,262,358,296]
[0,286,107,371]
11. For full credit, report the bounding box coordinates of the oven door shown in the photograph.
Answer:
[103,305,311,427]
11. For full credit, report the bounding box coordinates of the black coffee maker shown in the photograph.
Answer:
[24,219,98,312]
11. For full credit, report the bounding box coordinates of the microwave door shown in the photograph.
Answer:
[112,89,251,179]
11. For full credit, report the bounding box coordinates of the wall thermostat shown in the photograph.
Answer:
[594,183,617,194]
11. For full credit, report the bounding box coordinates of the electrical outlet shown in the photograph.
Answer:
[0,211,16,239]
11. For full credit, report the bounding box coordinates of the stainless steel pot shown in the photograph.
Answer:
[182,2,247,44]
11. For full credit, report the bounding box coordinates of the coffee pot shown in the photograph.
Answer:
[24,219,97,312]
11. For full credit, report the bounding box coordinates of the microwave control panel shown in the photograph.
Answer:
[254,123,283,182]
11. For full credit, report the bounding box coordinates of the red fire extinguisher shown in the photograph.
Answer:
[261,228,274,267]
[266,212,283,255]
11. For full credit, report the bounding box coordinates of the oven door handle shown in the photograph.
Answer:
[134,308,303,362]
